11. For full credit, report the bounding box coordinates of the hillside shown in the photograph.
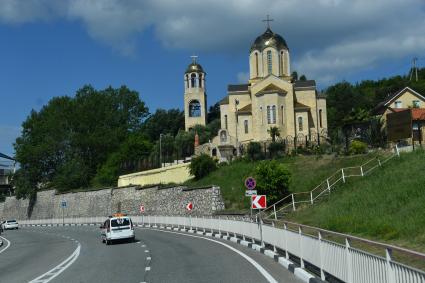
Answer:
[185,152,382,211]
[287,150,425,253]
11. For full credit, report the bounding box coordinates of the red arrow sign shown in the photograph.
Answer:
[251,195,266,209]
[140,205,145,213]
[186,202,193,211]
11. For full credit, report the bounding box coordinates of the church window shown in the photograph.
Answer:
[199,74,203,88]
[267,50,272,75]
[189,100,201,117]
[244,120,249,134]
[255,52,259,77]
[224,115,228,129]
[298,117,303,131]
[394,101,402,108]
[319,109,323,128]
[272,105,276,123]
[279,51,283,76]
[191,74,196,88]
[267,106,271,124]
[281,105,284,124]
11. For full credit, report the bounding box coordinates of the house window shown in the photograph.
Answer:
[189,100,201,117]
[267,50,272,75]
[319,109,323,128]
[244,120,249,134]
[394,101,402,108]
[413,100,420,108]
[224,115,228,129]
[298,117,303,131]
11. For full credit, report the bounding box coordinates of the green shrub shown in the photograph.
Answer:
[247,142,264,160]
[349,140,368,155]
[268,142,285,158]
[255,160,291,203]
[189,154,217,180]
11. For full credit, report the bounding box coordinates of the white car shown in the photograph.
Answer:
[3,220,19,230]
[100,214,135,245]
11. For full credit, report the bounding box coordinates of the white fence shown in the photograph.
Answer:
[19,215,425,283]
[262,147,400,219]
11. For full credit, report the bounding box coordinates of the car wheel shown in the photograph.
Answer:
[106,239,110,245]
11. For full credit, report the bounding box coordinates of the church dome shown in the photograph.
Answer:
[185,62,204,74]
[250,28,288,52]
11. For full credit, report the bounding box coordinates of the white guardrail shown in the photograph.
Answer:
[19,215,425,283]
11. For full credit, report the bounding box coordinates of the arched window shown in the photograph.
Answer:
[244,120,249,134]
[255,52,259,77]
[319,109,323,128]
[199,74,203,88]
[224,115,228,129]
[189,100,201,117]
[279,51,284,75]
[267,106,271,124]
[298,117,303,132]
[191,74,196,88]
[272,105,276,124]
[281,105,284,124]
[267,50,272,75]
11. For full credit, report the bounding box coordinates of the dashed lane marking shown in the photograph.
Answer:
[144,228,278,283]
[145,250,149,253]
[145,266,151,271]
[146,257,151,260]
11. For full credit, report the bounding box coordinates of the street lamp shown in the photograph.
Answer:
[159,133,164,168]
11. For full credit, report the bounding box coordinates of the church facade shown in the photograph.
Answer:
[183,26,328,158]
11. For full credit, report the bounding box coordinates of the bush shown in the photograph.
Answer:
[189,154,217,180]
[255,160,291,203]
[247,142,264,160]
[268,142,285,158]
[349,140,368,155]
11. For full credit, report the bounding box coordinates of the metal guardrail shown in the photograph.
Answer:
[19,215,425,283]
[262,146,400,219]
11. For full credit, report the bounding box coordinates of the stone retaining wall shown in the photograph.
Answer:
[0,185,225,220]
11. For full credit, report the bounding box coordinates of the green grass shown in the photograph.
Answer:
[287,150,425,254]
[184,152,382,212]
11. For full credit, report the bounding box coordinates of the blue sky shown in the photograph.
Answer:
[1,0,425,157]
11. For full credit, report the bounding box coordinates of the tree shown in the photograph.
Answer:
[189,154,217,180]
[291,71,298,81]
[255,160,291,203]
[247,142,264,160]
[267,126,280,142]
[207,102,220,123]
[14,85,149,197]
[299,74,307,81]
[141,109,184,142]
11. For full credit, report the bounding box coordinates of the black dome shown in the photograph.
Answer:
[185,62,204,74]
[250,28,288,52]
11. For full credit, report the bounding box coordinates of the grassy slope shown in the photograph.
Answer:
[287,150,425,253]
[185,153,380,211]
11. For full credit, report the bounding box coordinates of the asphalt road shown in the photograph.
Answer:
[0,226,303,283]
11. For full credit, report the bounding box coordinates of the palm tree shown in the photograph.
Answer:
[268,126,280,142]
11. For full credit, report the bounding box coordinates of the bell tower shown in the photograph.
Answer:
[184,56,207,131]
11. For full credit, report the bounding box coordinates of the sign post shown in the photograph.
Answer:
[245,177,257,218]
[251,195,267,247]
[140,205,145,226]
[186,202,193,231]
[60,200,67,226]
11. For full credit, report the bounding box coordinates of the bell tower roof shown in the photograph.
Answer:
[250,27,289,52]
[185,55,204,74]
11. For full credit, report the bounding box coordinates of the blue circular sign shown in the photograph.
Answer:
[244,177,256,190]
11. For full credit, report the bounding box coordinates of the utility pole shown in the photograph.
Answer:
[159,133,163,168]
[410,57,418,82]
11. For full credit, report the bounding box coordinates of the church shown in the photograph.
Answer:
[183,23,328,159]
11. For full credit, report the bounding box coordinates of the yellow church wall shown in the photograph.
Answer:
[184,86,207,131]
[295,111,309,137]
[317,98,328,132]
[117,163,192,187]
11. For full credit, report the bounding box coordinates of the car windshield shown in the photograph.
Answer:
[7,220,16,223]
[110,218,130,227]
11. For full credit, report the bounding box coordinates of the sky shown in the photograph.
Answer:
[1,0,425,157]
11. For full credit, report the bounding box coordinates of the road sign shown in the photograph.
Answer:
[140,205,145,213]
[245,177,256,190]
[245,190,257,196]
[251,195,266,209]
[186,202,193,211]
[61,200,67,208]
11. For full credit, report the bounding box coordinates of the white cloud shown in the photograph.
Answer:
[0,0,424,82]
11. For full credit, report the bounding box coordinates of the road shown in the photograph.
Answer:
[0,226,303,283]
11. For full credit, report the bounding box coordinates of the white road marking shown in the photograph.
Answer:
[29,243,81,283]
[145,250,149,253]
[145,267,151,271]
[0,236,11,254]
[146,257,151,260]
[145,228,278,283]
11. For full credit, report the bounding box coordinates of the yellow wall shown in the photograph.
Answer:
[388,90,424,109]
[118,163,192,187]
